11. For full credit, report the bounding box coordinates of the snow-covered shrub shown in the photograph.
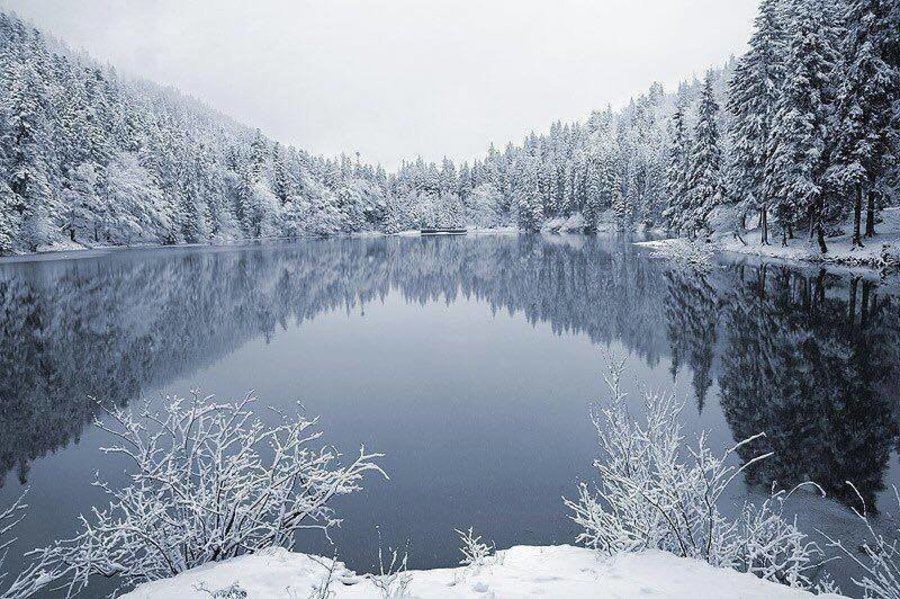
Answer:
[564,360,826,590]
[454,527,494,569]
[371,537,411,599]
[822,485,900,599]
[879,244,900,274]
[0,493,57,599]
[645,238,715,268]
[195,582,248,598]
[38,392,385,595]
[291,556,338,599]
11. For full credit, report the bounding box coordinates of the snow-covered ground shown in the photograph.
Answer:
[120,545,845,599]
[638,206,900,272]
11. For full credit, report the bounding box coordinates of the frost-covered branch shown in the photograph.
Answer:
[370,537,411,599]
[564,361,827,590]
[0,493,58,599]
[821,483,900,599]
[36,392,385,595]
[454,527,495,569]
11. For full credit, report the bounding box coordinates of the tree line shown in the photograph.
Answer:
[0,0,897,255]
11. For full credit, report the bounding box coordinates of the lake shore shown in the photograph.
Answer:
[120,545,843,599]
[0,227,524,263]
[635,207,900,276]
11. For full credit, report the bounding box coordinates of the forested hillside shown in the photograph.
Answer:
[0,0,897,256]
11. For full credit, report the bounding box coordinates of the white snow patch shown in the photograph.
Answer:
[120,546,845,599]
[714,206,900,270]
[467,226,518,235]
[636,207,900,273]
[634,238,716,267]
[543,213,586,234]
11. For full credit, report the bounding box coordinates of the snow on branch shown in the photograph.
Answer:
[454,527,495,569]
[36,392,386,596]
[0,493,59,599]
[370,532,411,599]
[564,360,827,591]
[821,483,900,599]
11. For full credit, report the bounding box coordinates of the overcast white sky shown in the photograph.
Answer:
[1,0,757,168]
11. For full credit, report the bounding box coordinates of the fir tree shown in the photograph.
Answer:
[0,183,19,254]
[770,0,840,251]
[517,159,543,232]
[727,0,785,245]
[685,74,724,240]
[831,0,899,246]
[663,105,691,234]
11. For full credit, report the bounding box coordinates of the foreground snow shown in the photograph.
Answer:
[120,545,845,599]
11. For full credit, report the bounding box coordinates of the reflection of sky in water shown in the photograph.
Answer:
[0,235,898,597]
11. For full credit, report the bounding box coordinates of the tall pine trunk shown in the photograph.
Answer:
[852,186,863,248]
[814,197,827,253]
[816,222,828,253]
[865,190,876,237]
[760,207,769,245]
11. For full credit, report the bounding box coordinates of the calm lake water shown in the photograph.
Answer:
[1,233,899,597]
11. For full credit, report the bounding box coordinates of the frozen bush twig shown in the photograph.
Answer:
[195,582,247,598]
[0,493,59,599]
[564,360,827,590]
[286,552,339,599]
[821,483,900,599]
[36,392,386,596]
[454,527,494,569]
[370,532,411,599]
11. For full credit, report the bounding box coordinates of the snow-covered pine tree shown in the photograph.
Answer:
[611,182,630,232]
[684,73,724,240]
[584,140,617,233]
[727,0,786,245]
[517,158,544,232]
[271,142,293,205]
[439,157,458,198]
[4,60,56,251]
[769,0,840,251]
[663,105,691,234]
[0,183,19,254]
[831,0,899,246]
[584,155,603,232]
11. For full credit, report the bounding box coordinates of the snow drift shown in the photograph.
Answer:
[120,545,846,599]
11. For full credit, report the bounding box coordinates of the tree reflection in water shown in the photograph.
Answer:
[0,235,898,517]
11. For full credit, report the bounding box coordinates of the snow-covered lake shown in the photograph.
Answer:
[1,233,898,596]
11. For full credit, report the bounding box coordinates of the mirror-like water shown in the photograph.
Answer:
[1,234,898,597]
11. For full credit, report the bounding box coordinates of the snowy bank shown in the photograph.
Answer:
[715,206,900,270]
[637,207,900,272]
[120,545,845,599]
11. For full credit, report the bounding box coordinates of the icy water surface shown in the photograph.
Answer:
[1,233,899,596]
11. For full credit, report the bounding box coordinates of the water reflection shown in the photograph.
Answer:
[716,265,900,511]
[1,235,899,517]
